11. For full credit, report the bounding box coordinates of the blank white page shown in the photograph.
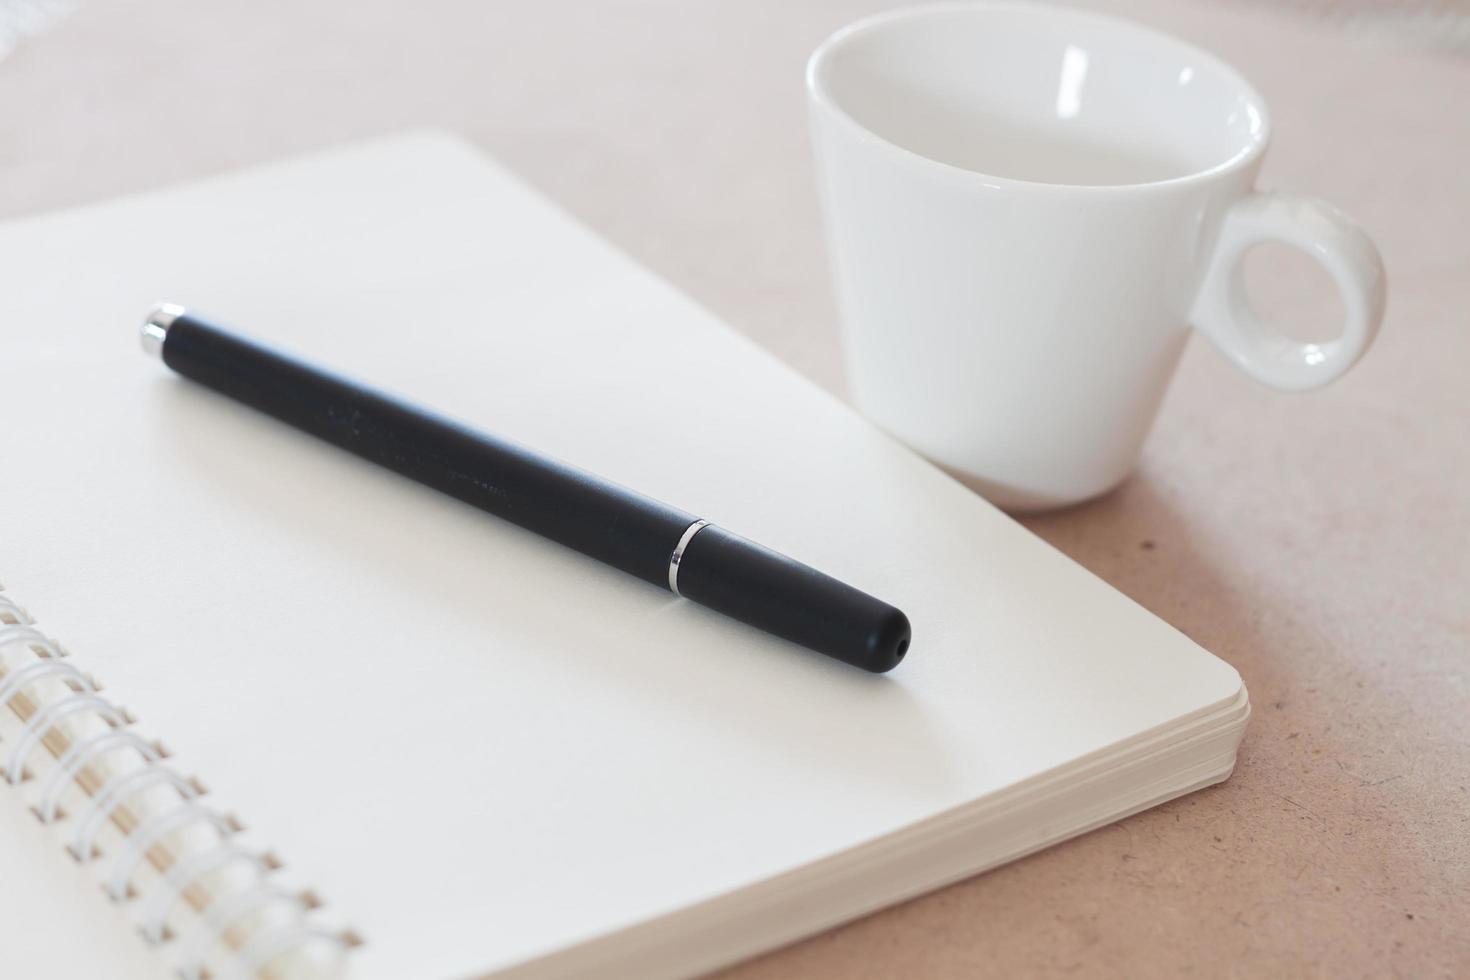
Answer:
[0,132,1242,979]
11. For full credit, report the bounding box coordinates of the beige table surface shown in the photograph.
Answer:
[2,0,1465,977]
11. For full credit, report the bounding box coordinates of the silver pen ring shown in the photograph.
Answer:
[668,519,711,596]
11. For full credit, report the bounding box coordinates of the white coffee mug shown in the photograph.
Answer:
[807,2,1385,511]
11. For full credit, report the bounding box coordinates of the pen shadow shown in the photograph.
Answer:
[145,378,963,804]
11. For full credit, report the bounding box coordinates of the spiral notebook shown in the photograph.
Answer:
[0,131,1249,980]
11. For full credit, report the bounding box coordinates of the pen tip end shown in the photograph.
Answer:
[863,608,911,674]
[141,303,184,359]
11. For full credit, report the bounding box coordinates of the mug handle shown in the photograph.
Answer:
[1191,192,1386,391]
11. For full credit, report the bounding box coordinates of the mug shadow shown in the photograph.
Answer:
[1013,467,1293,699]
[1016,469,1266,671]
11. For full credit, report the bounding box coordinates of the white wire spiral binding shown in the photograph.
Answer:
[0,595,29,624]
[69,763,203,861]
[106,803,239,901]
[0,656,90,706]
[138,844,274,943]
[38,727,161,822]
[236,924,347,979]
[0,622,63,658]
[6,693,129,784]
[0,584,348,978]
[177,884,309,980]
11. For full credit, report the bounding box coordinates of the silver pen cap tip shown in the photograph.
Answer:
[141,303,185,359]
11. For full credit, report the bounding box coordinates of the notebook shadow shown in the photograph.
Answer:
[834,465,1458,971]
[148,379,961,801]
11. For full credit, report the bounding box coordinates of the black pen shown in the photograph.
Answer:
[140,305,911,672]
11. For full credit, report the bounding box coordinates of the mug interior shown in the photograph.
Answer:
[809,2,1267,187]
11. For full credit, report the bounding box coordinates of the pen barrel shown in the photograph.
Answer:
[159,314,696,587]
[676,526,910,673]
[155,311,911,673]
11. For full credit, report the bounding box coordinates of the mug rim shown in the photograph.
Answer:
[806,0,1272,193]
